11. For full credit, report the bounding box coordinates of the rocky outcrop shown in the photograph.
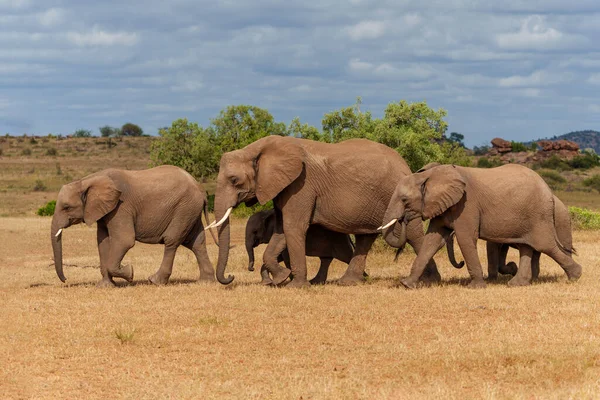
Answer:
[488,137,512,155]
[537,139,579,153]
[484,137,580,165]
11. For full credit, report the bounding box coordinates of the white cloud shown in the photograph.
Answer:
[346,20,386,40]
[0,0,30,9]
[348,58,373,71]
[498,70,566,87]
[170,80,204,92]
[37,8,64,27]
[588,73,600,85]
[290,84,312,92]
[66,26,139,47]
[496,15,587,50]
[588,104,600,113]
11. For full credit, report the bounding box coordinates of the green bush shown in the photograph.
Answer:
[569,206,600,230]
[538,155,571,171]
[29,137,38,145]
[33,179,47,192]
[45,147,57,156]
[21,148,32,156]
[537,169,566,184]
[232,201,274,218]
[511,141,528,152]
[36,200,56,216]
[476,157,502,168]
[568,152,600,170]
[583,174,600,192]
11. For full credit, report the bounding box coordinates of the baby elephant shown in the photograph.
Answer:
[51,165,216,287]
[245,209,356,284]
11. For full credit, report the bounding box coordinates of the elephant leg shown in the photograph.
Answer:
[264,232,291,286]
[183,227,215,282]
[401,224,450,289]
[486,242,501,280]
[405,218,441,284]
[496,244,518,276]
[260,264,274,285]
[96,223,115,287]
[310,257,333,285]
[531,251,541,280]
[282,218,310,288]
[543,245,582,281]
[148,245,179,285]
[508,245,533,287]
[338,234,377,286]
[454,231,486,288]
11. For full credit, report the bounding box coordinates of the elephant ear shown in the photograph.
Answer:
[421,165,466,220]
[82,175,121,226]
[255,139,305,204]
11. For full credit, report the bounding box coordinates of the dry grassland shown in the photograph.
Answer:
[1,216,599,399]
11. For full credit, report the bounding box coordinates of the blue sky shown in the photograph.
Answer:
[1,0,600,147]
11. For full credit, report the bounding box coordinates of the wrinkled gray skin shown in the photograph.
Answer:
[381,164,581,289]
[213,136,439,288]
[245,209,363,284]
[51,166,216,287]
[447,195,573,281]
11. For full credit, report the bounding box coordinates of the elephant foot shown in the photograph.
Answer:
[309,274,327,285]
[507,277,531,287]
[499,262,518,276]
[148,273,169,286]
[260,276,274,285]
[198,274,216,283]
[96,279,116,288]
[269,266,291,286]
[419,264,441,284]
[112,264,134,282]
[337,271,366,286]
[399,278,417,289]
[285,279,310,289]
[486,273,499,281]
[468,279,487,289]
[566,264,582,281]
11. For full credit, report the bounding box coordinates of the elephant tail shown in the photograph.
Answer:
[551,196,573,256]
[203,198,219,247]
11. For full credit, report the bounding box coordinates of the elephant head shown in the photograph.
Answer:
[245,210,276,271]
[380,165,466,235]
[51,175,121,282]
[209,136,305,284]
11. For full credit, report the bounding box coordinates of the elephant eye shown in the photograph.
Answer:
[229,176,239,186]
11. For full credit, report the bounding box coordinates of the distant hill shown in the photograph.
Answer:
[532,130,600,153]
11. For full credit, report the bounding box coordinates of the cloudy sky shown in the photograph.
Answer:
[1,0,600,146]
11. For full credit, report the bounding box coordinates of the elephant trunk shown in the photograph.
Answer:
[51,215,66,283]
[246,236,255,271]
[381,202,407,248]
[215,203,234,285]
[446,232,465,269]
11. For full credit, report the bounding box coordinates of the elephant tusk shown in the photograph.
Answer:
[55,228,63,237]
[205,207,233,230]
[377,219,398,231]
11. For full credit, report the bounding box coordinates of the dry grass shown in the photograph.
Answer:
[1,216,599,399]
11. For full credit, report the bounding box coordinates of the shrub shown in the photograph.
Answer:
[29,137,38,145]
[33,179,47,192]
[45,147,57,156]
[537,170,566,189]
[583,174,600,192]
[567,152,600,170]
[569,206,600,230]
[207,194,215,212]
[36,200,56,216]
[477,157,502,168]
[121,123,143,137]
[511,141,528,152]
[538,155,571,171]
[472,145,490,156]
[21,148,32,156]
[73,129,92,138]
[231,201,274,218]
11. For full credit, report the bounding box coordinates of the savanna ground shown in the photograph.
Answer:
[1,138,600,399]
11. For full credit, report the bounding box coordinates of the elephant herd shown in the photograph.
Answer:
[51,136,582,288]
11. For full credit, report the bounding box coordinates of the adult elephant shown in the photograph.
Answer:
[380,164,581,288]
[51,166,216,287]
[245,209,360,285]
[446,195,573,281]
[209,135,440,287]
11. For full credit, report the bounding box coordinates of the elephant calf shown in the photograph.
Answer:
[245,209,357,284]
[51,166,216,287]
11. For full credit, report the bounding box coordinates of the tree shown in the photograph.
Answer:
[121,123,143,137]
[99,126,120,137]
[73,129,92,138]
[321,97,374,143]
[209,105,286,153]
[448,132,465,147]
[287,117,324,141]
[150,119,218,179]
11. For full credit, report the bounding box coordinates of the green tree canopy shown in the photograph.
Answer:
[150,119,218,179]
[121,123,143,137]
[209,105,287,153]
[99,125,120,137]
[73,129,92,138]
